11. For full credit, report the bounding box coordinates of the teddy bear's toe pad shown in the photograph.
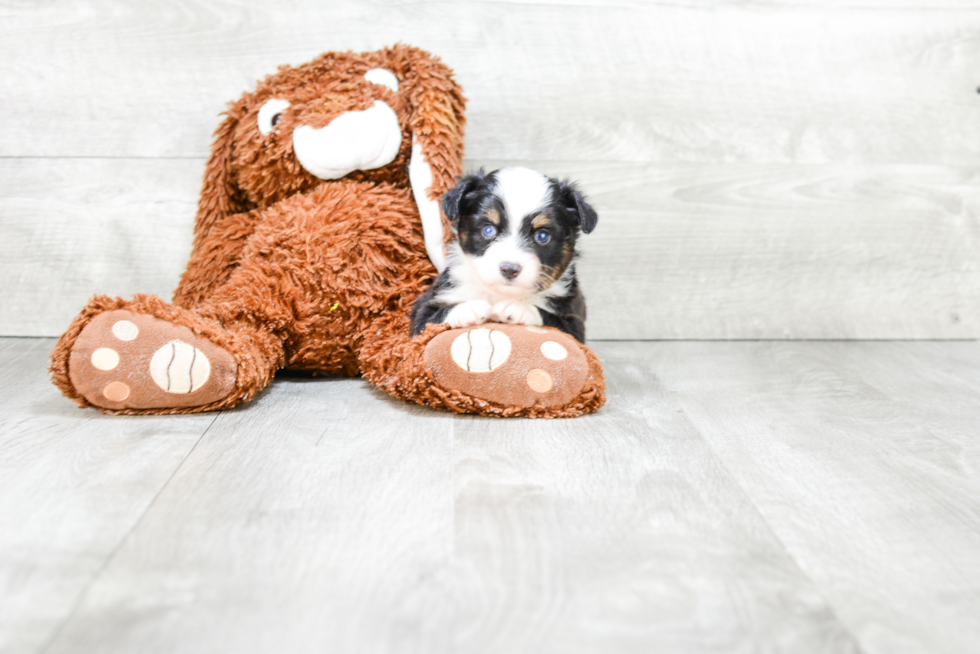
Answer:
[424,324,588,408]
[68,310,237,410]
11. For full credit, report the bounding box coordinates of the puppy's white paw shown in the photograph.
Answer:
[445,300,492,329]
[490,300,542,326]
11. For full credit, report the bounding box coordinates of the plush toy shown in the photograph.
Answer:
[49,45,605,418]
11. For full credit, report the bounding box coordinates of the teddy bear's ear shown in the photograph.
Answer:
[389,46,467,272]
[194,103,250,244]
[398,47,467,196]
[172,103,253,307]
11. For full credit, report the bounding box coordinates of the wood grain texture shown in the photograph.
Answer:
[2,0,978,340]
[1,1,978,163]
[0,158,200,337]
[641,339,980,654]
[491,0,980,5]
[3,337,980,652]
[41,373,457,654]
[0,338,215,654]
[449,350,859,653]
[490,160,980,339]
[5,157,976,339]
[5,338,861,654]
[828,341,980,455]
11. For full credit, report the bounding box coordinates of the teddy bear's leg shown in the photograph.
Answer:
[359,312,606,418]
[50,294,284,413]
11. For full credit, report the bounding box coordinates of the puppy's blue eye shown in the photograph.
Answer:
[534,229,551,245]
[481,224,497,239]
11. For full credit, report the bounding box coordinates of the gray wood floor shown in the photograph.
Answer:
[3,336,979,654]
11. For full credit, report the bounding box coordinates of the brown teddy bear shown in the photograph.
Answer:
[49,45,605,418]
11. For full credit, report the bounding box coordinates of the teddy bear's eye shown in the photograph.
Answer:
[257,99,290,136]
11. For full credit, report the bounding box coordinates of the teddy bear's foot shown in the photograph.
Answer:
[67,309,237,410]
[423,323,591,409]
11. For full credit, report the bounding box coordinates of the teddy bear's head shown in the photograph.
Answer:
[195,45,466,269]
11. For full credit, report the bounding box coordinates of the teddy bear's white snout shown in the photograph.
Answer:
[292,101,403,180]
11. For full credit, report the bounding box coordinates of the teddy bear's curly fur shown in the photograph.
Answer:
[49,45,605,418]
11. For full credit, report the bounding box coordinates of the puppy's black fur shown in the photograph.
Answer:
[410,168,597,342]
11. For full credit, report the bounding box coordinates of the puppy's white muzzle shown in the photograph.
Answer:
[473,238,541,299]
[292,101,403,180]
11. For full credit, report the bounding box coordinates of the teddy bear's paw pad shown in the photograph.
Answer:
[67,310,237,410]
[424,324,588,408]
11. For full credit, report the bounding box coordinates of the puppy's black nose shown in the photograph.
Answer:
[499,262,522,280]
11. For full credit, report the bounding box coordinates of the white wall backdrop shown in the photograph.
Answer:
[2,0,978,339]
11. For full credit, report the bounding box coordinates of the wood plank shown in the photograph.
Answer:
[448,342,859,653]
[495,0,979,5]
[805,340,980,476]
[559,161,980,340]
[0,338,215,654]
[5,337,980,651]
[5,157,976,340]
[0,2,977,163]
[0,158,200,337]
[4,1,978,340]
[643,340,980,654]
[40,372,457,654]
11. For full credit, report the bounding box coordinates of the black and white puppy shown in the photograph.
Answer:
[410,167,597,342]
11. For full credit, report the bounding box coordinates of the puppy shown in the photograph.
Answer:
[411,167,597,342]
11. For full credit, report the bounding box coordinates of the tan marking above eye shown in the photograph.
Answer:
[485,208,501,225]
[532,214,552,230]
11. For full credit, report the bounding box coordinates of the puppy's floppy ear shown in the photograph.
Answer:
[556,180,598,234]
[441,170,487,228]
